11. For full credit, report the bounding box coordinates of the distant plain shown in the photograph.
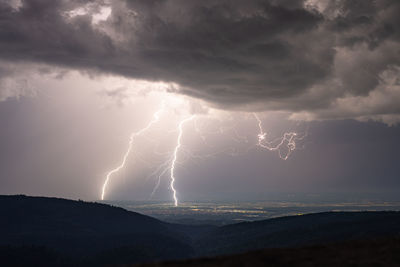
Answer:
[107,196,400,225]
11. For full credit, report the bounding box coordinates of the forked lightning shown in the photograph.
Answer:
[170,115,195,206]
[101,105,164,200]
[100,105,304,205]
[253,113,301,160]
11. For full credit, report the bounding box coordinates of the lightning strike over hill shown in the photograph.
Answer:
[170,115,195,206]
[101,107,306,203]
[101,104,165,200]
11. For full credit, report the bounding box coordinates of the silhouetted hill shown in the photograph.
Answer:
[0,195,198,265]
[139,237,400,267]
[195,211,400,256]
[1,195,400,266]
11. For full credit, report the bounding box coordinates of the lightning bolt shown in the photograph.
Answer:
[170,115,195,206]
[253,113,301,160]
[148,158,172,198]
[101,104,164,200]
[100,102,307,203]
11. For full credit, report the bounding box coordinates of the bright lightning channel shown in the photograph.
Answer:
[170,115,195,206]
[253,113,299,160]
[101,104,164,200]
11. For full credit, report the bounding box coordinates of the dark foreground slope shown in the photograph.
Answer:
[140,237,400,267]
[1,195,400,266]
[195,211,400,256]
[0,195,198,265]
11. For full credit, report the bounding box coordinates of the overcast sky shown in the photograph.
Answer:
[0,0,399,202]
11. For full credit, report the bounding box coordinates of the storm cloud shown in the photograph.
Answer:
[0,0,399,123]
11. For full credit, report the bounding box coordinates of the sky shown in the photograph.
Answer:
[0,0,399,203]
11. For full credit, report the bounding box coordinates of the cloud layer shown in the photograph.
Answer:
[0,0,399,123]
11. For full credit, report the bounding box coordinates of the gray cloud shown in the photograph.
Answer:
[0,61,36,101]
[0,0,399,123]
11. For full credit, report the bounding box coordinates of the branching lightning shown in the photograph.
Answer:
[100,97,307,205]
[101,104,164,200]
[148,158,172,198]
[253,113,303,160]
[170,115,195,206]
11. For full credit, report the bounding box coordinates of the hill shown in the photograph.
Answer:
[0,195,199,265]
[195,211,400,255]
[1,195,400,266]
[140,237,400,267]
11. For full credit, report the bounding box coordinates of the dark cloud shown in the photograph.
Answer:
[0,0,399,123]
